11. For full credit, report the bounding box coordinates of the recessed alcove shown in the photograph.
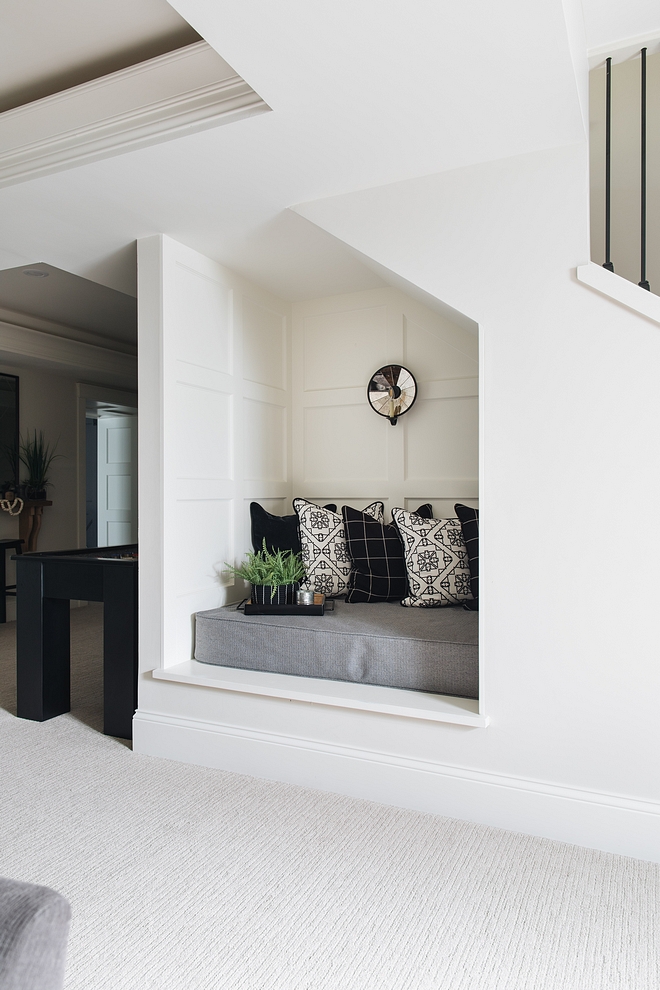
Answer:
[134,228,483,783]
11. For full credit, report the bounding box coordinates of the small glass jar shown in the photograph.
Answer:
[296,589,315,606]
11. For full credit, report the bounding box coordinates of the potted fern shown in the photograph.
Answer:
[19,430,61,499]
[226,541,306,605]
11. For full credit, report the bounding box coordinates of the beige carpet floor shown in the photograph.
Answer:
[0,605,659,989]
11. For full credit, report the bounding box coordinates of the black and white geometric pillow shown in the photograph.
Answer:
[294,498,384,598]
[391,507,473,607]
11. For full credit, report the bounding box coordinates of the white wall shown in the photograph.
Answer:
[289,140,660,859]
[590,51,660,292]
[135,140,660,862]
[291,288,478,518]
[136,235,291,673]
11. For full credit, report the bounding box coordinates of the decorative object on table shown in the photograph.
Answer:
[242,593,330,616]
[296,589,315,605]
[391,507,473,607]
[367,365,417,426]
[454,503,479,610]
[250,500,337,555]
[293,498,383,598]
[19,429,62,500]
[0,495,23,516]
[226,540,305,605]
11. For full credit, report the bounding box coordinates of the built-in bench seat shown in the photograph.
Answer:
[194,600,478,699]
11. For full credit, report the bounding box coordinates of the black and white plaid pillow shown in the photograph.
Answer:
[294,498,383,598]
[343,505,409,602]
[391,507,473,607]
[454,503,479,609]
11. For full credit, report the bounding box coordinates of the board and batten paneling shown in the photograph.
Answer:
[138,235,291,669]
[292,288,478,518]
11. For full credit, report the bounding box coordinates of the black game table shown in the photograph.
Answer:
[14,545,138,739]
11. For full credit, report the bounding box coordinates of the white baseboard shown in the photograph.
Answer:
[133,709,660,863]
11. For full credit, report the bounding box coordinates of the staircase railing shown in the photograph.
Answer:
[602,48,651,291]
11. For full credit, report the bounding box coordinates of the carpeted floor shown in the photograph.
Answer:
[0,606,659,989]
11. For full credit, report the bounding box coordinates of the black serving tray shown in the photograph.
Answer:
[240,595,333,616]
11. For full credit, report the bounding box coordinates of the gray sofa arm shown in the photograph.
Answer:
[0,877,71,990]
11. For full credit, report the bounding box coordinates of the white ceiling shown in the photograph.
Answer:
[0,0,654,312]
[581,0,660,52]
[0,0,199,112]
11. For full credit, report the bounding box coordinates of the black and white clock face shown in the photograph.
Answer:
[367,365,417,425]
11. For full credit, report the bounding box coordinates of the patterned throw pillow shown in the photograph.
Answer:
[454,503,479,609]
[391,508,473,607]
[294,498,384,597]
[343,505,408,603]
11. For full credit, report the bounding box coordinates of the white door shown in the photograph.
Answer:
[97,414,137,546]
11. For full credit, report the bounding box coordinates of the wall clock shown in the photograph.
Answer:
[367,365,417,426]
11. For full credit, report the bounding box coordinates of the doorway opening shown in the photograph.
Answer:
[76,384,137,549]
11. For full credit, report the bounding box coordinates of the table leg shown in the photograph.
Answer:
[18,506,34,550]
[102,565,138,739]
[16,561,70,722]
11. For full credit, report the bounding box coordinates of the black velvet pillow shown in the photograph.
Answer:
[454,503,479,608]
[343,505,408,603]
[250,502,336,554]
[386,503,432,525]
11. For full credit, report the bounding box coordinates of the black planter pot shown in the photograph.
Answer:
[17,485,47,500]
[251,583,300,606]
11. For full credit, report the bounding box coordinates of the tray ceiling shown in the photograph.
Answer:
[0,0,200,112]
[1,0,648,303]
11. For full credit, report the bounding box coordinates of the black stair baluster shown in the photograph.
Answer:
[603,56,614,272]
[639,47,650,291]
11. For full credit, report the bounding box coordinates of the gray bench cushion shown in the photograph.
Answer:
[194,601,478,698]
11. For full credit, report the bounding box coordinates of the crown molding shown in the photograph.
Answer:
[0,305,137,355]
[0,41,269,188]
[0,319,137,387]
